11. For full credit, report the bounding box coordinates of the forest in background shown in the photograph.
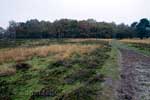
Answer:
[0,18,150,39]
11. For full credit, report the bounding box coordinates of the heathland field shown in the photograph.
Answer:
[0,39,150,100]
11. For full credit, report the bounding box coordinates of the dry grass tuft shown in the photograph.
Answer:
[0,44,100,63]
[68,38,112,42]
[0,66,16,76]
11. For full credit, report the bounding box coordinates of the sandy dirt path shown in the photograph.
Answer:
[118,48,150,100]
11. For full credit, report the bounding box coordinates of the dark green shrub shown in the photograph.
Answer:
[55,86,96,100]
[48,60,72,69]
[64,69,96,84]
[86,74,104,84]
[0,80,13,100]
[30,86,61,100]
[39,68,66,85]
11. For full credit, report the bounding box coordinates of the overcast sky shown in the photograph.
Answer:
[0,0,150,28]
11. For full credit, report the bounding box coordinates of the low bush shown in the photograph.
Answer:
[64,69,96,84]
[0,80,13,100]
[39,68,66,85]
[30,86,61,100]
[55,86,96,100]
[86,74,104,84]
[48,60,72,69]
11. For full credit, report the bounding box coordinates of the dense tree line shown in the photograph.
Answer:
[2,18,150,39]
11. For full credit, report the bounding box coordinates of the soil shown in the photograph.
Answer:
[118,48,150,100]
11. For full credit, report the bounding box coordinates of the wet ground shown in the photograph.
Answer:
[118,49,150,100]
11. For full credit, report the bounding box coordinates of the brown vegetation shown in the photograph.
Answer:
[68,38,112,42]
[120,39,150,44]
[0,44,100,63]
[0,66,16,76]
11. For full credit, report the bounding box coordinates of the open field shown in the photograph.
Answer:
[0,39,150,100]
[0,39,111,100]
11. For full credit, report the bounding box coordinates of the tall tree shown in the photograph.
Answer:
[0,27,5,39]
[136,18,150,39]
